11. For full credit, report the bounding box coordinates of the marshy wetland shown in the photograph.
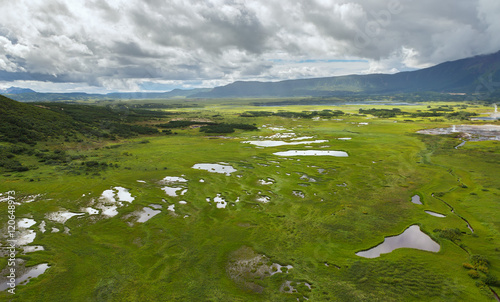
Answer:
[1,100,499,301]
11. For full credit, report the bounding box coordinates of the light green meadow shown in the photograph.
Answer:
[1,101,499,301]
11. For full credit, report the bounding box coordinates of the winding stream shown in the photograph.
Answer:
[491,287,500,302]
[455,139,466,149]
[431,194,474,233]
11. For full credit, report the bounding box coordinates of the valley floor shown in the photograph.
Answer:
[0,102,499,301]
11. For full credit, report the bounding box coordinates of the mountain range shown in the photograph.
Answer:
[194,50,500,98]
[0,87,36,94]
[2,50,500,102]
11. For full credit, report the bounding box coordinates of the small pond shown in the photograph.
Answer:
[82,207,99,215]
[23,246,45,253]
[273,150,348,157]
[243,140,328,147]
[17,230,36,246]
[425,211,446,218]
[192,163,237,176]
[0,263,50,291]
[136,207,161,223]
[290,136,314,141]
[267,133,296,139]
[114,187,135,203]
[17,263,50,286]
[411,195,422,205]
[18,218,36,229]
[259,178,275,185]
[455,140,466,149]
[100,205,118,217]
[256,196,270,203]
[161,176,188,183]
[162,186,183,197]
[213,194,227,209]
[46,211,85,224]
[99,187,135,205]
[39,221,46,233]
[356,225,440,258]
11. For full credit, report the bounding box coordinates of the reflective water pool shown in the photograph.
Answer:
[356,225,440,258]
[273,150,348,157]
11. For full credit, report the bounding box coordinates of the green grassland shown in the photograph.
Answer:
[0,98,499,301]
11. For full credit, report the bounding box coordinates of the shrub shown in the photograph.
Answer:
[470,255,489,267]
[468,270,480,279]
[477,266,489,274]
[463,263,474,270]
[156,121,217,128]
[85,161,100,167]
[483,275,499,286]
[435,228,462,242]
[200,124,235,133]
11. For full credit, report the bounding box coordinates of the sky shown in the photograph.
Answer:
[1,0,500,93]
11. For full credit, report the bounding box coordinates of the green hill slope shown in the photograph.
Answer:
[0,95,173,145]
[0,94,76,144]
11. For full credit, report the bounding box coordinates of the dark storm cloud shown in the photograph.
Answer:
[127,1,269,54]
[111,41,163,58]
[0,70,58,82]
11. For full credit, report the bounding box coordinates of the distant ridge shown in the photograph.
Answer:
[2,50,500,101]
[0,88,211,102]
[193,50,500,98]
[0,87,36,94]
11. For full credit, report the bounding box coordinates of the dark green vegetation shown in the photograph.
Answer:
[156,120,217,128]
[0,96,174,172]
[359,106,477,119]
[0,95,173,144]
[156,120,258,134]
[199,123,258,134]
[241,110,345,119]
[0,96,499,301]
[0,95,75,145]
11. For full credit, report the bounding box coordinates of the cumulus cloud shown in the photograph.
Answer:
[0,0,499,92]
